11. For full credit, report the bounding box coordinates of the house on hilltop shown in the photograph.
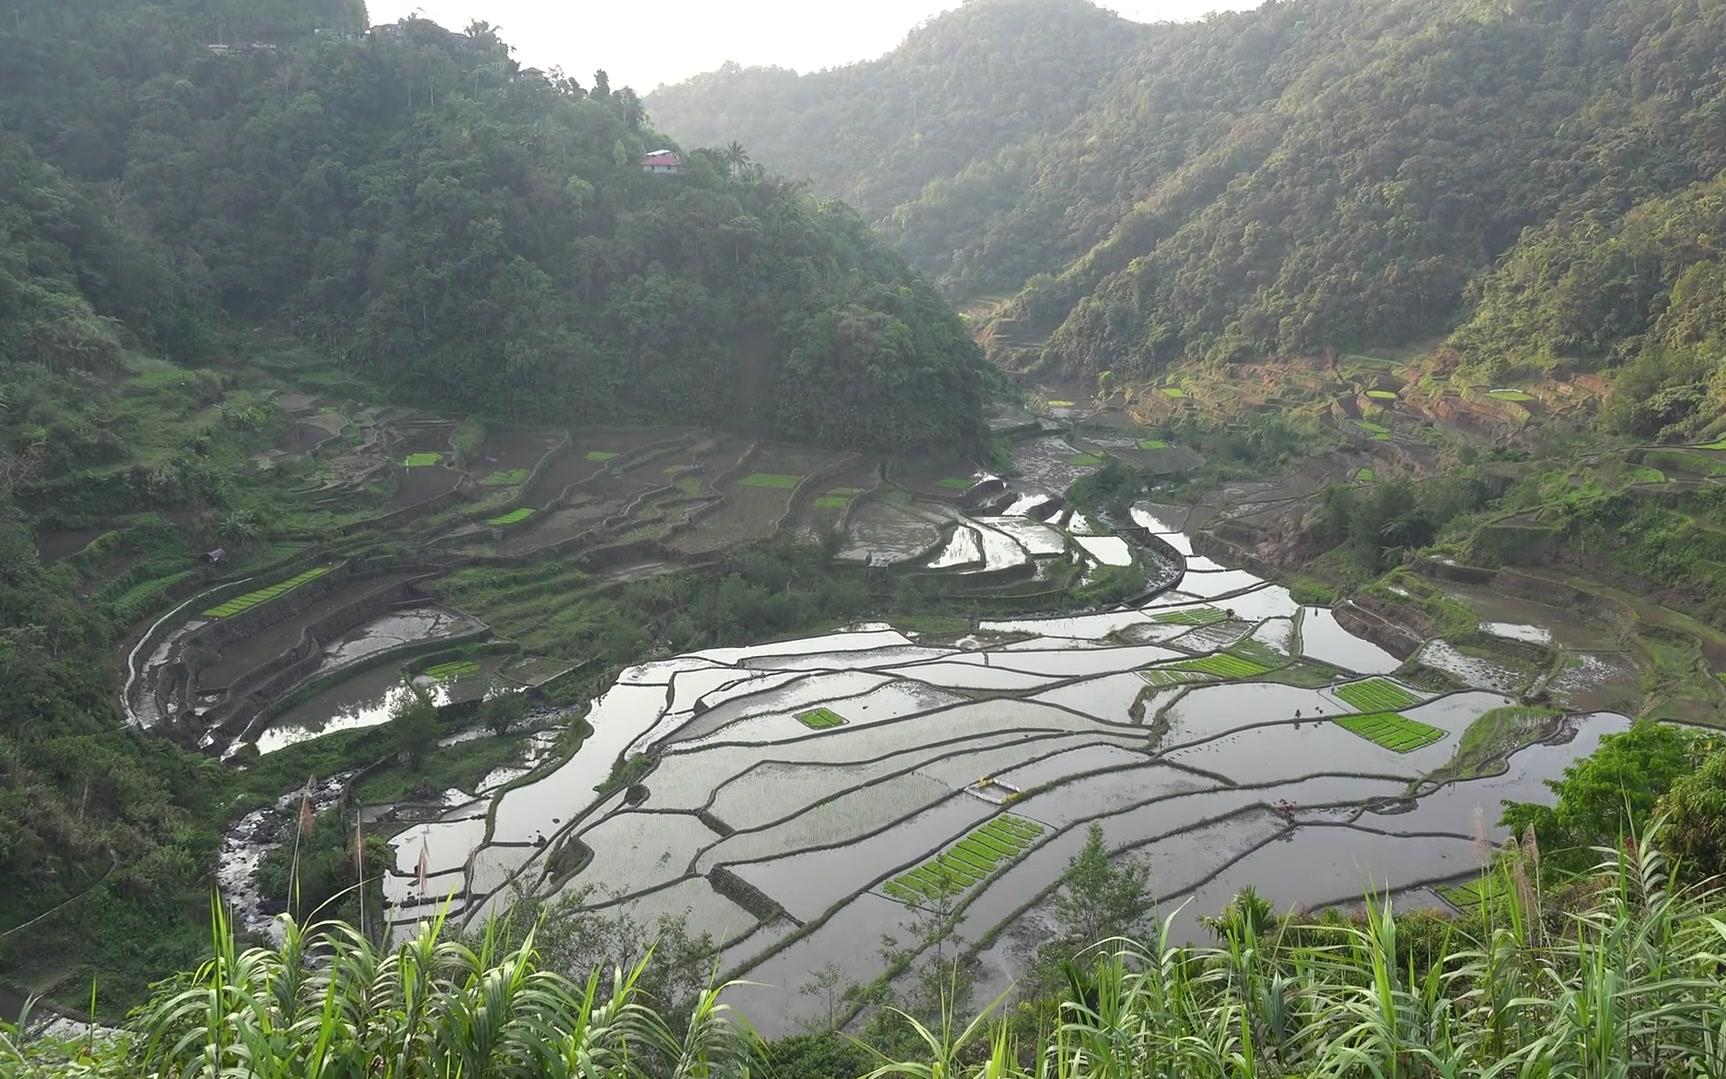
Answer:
[640,150,682,175]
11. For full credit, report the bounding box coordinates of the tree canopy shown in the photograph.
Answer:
[0,2,987,451]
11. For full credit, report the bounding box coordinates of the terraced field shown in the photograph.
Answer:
[1334,678,1421,712]
[371,496,1636,1037]
[883,816,1045,902]
[202,566,331,618]
[796,707,847,729]
[1335,711,1447,752]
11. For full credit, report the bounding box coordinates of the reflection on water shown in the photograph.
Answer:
[376,495,1644,1033]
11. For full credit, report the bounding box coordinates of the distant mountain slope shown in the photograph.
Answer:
[652,0,1726,437]
[646,0,1151,221]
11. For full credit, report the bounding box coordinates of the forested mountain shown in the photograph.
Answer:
[0,1,986,452]
[653,0,1726,438]
[646,0,1150,222]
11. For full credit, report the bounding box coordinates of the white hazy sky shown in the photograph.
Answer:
[365,1,1261,92]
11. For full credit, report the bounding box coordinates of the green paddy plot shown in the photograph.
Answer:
[1353,467,1376,483]
[1698,438,1726,451]
[1171,653,1272,678]
[1439,875,1506,912]
[814,487,865,509]
[1365,389,1398,400]
[1069,452,1106,466]
[202,566,332,618]
[584,450,620,462]
[1356,420,1391,440]
[796,707,847,729]
[882,815,1044,903]
[935,477,974,490]
[1137,438,1171,450]
[423,659,480,680]
[1334,711,1446,752]
[738,472,801,489]
[1152,607,1226,625]
[1622,466,1666,485]
[1486,388,1534,401]
[1160,386,1188,398]
[482,468,529,486]
[1046,399,1075,407]
[403,452,442,467]
[485,508,536,526]
[1334,677,1420,712]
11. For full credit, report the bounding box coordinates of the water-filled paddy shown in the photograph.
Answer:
[381,501,1646,1022]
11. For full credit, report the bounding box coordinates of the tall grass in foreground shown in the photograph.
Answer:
[6,832,1726,1076]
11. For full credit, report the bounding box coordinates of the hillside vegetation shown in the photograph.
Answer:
[1,2,985,451]
[651,0,1726,439]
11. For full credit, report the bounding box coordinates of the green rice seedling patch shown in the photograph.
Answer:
[1334,711,1446,752]
[1439,875,1506,912]
[1171,653,1272,679]
[814,486,866,509]
[1353,467,1376,483]
[202,566,332,618]
[403,452,442,467]
[738,472,801,489]
[1356,420,1391,440]
[585,450,619,462]
[1334,677,1420,712]
[1622,466,1665,485]
[1069,452,1106,466]
[935,477,975,490]
[1697,438,1726,451]
[1137,438,1171,450]
[1365,389,1398,400]
[1487,388,1534,401]
[1046,399,1075,407]
[482,468,529,486]
[1138,667,1210,687]
[424,659,480,680]
[1161,386,1188,398]
[1152,606,1226,625]
[486,508,536,526]
[796,707,847,729]
[885,814,1044,903]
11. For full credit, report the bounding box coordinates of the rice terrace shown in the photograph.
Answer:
[54,368,1679,1036]
[12,1,1726,1070]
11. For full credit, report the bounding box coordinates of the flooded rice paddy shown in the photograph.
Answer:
[381,498,1631,1035]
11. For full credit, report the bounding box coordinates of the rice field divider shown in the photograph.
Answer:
[1333,677,1420,713]
[881,814,1045,904]
[201,565,333,619]
[1333,711,1446,752]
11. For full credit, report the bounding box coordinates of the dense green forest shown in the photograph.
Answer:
[652,0,1726,438]
[0,0,986,450]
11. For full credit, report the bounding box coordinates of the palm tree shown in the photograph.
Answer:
[724,141,750,177]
